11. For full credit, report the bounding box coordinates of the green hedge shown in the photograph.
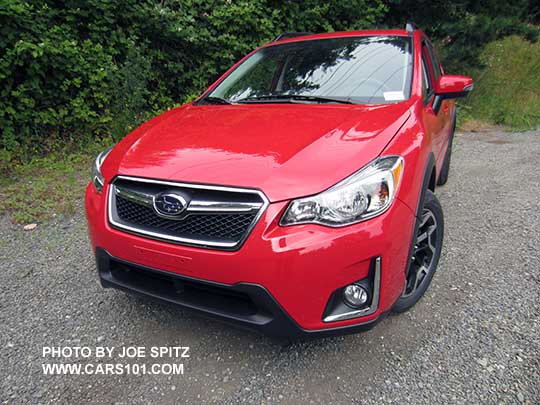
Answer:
[0,0,538,164]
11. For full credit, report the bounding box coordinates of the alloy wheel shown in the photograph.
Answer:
[402,208,439,298]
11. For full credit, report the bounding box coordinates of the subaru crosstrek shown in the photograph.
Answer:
[86,25,473,339]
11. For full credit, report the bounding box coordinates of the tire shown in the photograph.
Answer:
[437,118,456,186]
[392,190,444,313]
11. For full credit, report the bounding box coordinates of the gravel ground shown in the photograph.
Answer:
[1,130,539,404]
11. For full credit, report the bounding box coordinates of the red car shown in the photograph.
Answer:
[86,24,473,339]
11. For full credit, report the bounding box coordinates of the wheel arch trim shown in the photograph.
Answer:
[404,152,436,280]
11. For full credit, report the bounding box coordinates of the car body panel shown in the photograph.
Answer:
[101,102,412,202]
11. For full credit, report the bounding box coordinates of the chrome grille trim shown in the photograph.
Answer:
[113,184,264,214]
[115,185,154,206]
[107,175,269,250]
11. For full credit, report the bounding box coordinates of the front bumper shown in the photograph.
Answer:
[96,248,384,339]
[86,182,415,335]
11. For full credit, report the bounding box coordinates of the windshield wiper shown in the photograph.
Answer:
[236,94,353,104]
[199,96,232,105]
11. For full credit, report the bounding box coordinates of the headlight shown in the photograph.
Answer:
[91,147,113,193]
[280,156,404,227]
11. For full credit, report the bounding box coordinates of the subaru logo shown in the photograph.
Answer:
[153,192,188,218]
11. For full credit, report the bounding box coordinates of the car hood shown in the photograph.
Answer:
[105,103,411,202]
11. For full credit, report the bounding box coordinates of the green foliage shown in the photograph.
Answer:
[462,36,540,129]
[0,156,80,223]
[0,140,108,223]
[385,0,539,73]
[0,0,118,161]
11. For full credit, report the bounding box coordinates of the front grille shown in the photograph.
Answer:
[108,176,268,250]
[116,196,257,240]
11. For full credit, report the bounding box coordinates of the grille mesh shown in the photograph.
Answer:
[115,195,257,242]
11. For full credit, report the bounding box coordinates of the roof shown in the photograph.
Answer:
[266,29,411,47]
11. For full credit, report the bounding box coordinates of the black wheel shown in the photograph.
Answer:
[437,118,456,186]
[392,190,444,313]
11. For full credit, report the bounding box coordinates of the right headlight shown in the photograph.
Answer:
[280,156,404,227]
[91,146,113,193]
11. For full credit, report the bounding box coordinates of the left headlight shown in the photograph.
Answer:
[280,156,404,227]
[92,146,114,193]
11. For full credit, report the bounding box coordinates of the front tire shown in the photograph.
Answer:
[393,190,444,313]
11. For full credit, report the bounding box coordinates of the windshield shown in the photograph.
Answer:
[207,36,413,105]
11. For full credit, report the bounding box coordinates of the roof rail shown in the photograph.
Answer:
[273,32,312,42]
[405,21,419,34]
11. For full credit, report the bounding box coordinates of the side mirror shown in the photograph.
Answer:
[436,75,474,98]
[433,75,474,114]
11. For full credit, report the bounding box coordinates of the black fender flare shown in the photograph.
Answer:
[404,152,436,279]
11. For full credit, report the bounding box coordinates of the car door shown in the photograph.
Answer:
[420,39,447,171]
[425,40,454,163]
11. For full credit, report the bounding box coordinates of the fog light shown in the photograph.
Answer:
[343,284,368,308]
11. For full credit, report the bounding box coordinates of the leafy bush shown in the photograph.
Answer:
[462,36,540,129]
[385,0,539,73]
